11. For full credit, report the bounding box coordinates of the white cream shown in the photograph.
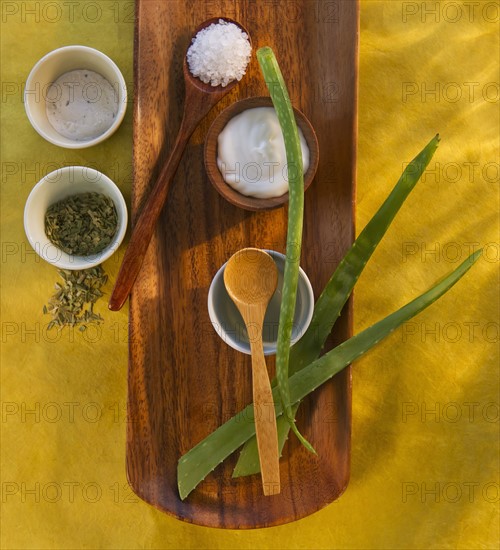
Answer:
[217,107,310,199]
[45,69,118,141]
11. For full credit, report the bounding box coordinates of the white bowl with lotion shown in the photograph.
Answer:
[24,45,127,148]
[207,250,315,356]
[24,166,128,270]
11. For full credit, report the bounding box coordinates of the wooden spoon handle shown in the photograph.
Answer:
[109,74,230,311]
[108,118,191,311]
[249,334,281,496]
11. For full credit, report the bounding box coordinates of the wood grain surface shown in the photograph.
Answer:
[128,0,359,528]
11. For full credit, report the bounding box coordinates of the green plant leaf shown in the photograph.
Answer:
[257,46,314,452]
[233,133,440,477]
[178,249,481,499]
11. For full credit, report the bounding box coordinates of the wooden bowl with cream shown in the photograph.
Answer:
[204,96,319,211]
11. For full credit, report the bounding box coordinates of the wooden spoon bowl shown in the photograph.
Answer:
[204,96,319,211]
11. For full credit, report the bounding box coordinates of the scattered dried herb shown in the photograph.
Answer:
[45,192,118,256]
[43,266,108,330]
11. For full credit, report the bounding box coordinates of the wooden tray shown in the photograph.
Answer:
[127,0,358,529]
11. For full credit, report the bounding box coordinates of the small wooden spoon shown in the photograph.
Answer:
[109,18,251,311]
[224,248,281,496]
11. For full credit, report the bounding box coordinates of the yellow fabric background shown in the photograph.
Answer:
[1,1,498,548]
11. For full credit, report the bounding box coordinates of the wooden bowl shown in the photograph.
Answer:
[204,96,319,211]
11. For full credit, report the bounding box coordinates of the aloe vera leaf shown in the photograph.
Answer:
[257,46,314,452]
[178,250,481,499]
[232,403,299,478]
[233,134,441,477]
[290,133,440,374]
[286,249,481,400]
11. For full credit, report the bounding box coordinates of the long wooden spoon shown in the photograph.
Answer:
[223,248,281,496]
[109,18,251,311]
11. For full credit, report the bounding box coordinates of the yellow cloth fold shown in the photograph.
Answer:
[1,1,497,548]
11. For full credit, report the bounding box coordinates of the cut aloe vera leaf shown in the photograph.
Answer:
[257,46,314,452]
[178,250,481,499]
[233,134,441,477]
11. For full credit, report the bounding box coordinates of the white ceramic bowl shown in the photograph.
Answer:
[24,45,127,148]
[208,250,315,356]
[24,166,128,270]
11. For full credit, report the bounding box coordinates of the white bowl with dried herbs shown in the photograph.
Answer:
[24,166,128,270]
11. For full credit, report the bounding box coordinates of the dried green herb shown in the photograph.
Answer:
[45,192,118,256]
[43,266,108,330]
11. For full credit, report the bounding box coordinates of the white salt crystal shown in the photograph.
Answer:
[187,19,251,87]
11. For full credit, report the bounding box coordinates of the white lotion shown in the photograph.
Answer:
[45,69,119,141]
[217,107,310,199]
